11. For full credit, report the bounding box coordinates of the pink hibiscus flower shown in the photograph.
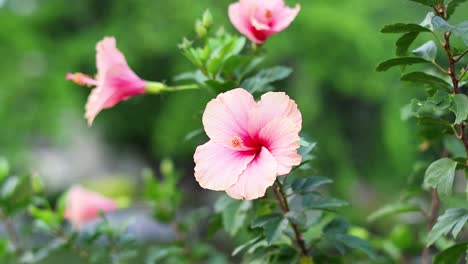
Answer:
[228,0,300,44]
[67,37,146,125]
[64,185,117,229]
[194,88,302,200]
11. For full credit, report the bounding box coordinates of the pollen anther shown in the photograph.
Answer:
[231,136,243,148]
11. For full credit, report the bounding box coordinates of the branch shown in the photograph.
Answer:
[273,179,309,257]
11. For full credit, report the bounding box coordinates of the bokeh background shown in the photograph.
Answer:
[1,0,467,252]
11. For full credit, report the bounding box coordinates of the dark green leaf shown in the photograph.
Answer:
[447,0,468,19]
[381,23,431,33]
[215,195,252,236]
[376,57,430,72]
[408,0,442,6]
[302,193,348,210]
[396,32,420,56]
[251,213,288,244]
[242,66,292,93]
[450,94,468,124]
[424,158,458,195]
[334,234,378,259]
[367,202,421,222]
[291,176,333,192]
[427,208,468,245]
[401,72,452,91]
[412,40,437,61]
[434,242,468,264]
[232,236,262,256]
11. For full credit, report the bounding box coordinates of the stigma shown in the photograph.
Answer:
[66,72,98,87]
[231,136,243,148]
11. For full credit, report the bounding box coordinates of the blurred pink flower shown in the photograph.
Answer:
[228,0,300,44]
[66,37,146,125]
[64,185,117,229]
[194,88,302,200]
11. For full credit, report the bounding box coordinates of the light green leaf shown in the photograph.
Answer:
[232,236,262,256]
[427,208,468,245]
[447,0,468,19]
[424,158,458,195]
[376,57,430,72]
[432,16,454,32]
[453,21,468,46]
[367,202,421,222]
[251,213,288,244]
[381,23,431,33]
[450,94,468,124]
[434,243,468,264]
[412,40,437,61]
[0,158,9,183]
[215,195,252,236]
[401,72,452,91]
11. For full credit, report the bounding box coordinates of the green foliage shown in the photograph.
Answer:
[367,202,422,222]
[449,94,468,124]
[381,23,431,33]
[427,208,468,245]
[400,72,452,92]
[447,0,468,18]
[407,0,443,6]
[412,40,437,61]
[434,242,468,264]
[376,57,430,72]
[424,158,458,195]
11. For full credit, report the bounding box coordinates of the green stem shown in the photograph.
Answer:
[145,82,200,94]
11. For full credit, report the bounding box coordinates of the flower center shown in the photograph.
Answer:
[265,10,272,19]
[231,136,243,148]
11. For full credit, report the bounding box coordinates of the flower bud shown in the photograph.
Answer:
[177,37,193,50]
[195,20,207,38]
[202,9,213,28]
[0,157,9,182]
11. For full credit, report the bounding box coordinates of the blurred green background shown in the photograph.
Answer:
[0,0,467,225]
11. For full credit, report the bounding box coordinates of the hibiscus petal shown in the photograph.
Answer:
[194,141,256,191]
[84,64,146,125]
[226,147,277,200]
[96,37,128,80]
[272,4,300,32]
[229,2,264,44]
[248,91,302,139]
[259,118,301,175]
[202,88,257,149]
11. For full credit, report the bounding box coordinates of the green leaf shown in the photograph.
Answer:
[453,21,468,46]
[376,57,430,72]
[302,193,348,210]
[291,176,333,192]
[412,40,437,61]
[381,23,431,33]
[432,16,454,32]
[408,0,442,6]
[396,32,420,56]
[427,208,468,245]
[401,72,452,91]
[242,66,292,93]
[215,195,252,236]
[450,94,468,124]
[434,243,468,264]
[334,234,378,260]
[251,213,289,244]
[447,0,468,19]
[424,158,458,195]
[367,202,421,222]
[232,236,262,256]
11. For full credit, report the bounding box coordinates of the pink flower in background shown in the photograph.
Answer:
[194,88,302,200]
[66,37,146,125]
[228,0,300,44]
[64,185,117,229]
